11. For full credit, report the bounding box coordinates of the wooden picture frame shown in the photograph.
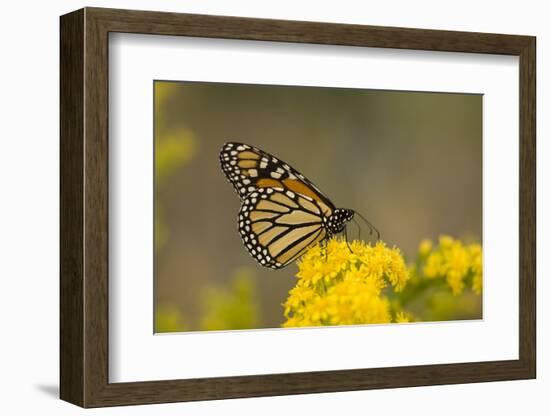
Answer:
[60,7,536,408]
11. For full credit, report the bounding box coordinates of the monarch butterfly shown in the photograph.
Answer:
[219,142,379,269]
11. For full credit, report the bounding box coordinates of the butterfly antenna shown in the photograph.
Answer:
[355,211,380,241]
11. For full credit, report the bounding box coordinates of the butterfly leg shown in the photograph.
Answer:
[320,239,328,262]
[353,218,361,241]
[344,226,354,254]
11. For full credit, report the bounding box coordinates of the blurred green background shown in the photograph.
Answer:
[154,80,482,332]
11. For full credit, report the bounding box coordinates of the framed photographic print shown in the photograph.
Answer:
[60,7,536,407]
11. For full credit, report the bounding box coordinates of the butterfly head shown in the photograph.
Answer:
[327,208,355,235]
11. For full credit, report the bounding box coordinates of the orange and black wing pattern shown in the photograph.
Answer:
[219,142,335,216]
[238,188,328,269]
[220,142,336,269]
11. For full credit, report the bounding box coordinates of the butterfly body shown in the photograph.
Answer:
[326,208,356,236]
[219,142,358,269]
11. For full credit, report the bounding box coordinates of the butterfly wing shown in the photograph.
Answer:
[219,142,335,217]
[238,187,328,269]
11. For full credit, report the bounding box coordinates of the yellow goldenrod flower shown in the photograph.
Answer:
[421,235,482,295]
[418,239,433,257]
[395,311,413,323]
[424,251,443,278]
[469,244,483,295]
[439,235,454,249]
[282,239,411,328]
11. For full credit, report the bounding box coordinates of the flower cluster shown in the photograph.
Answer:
[282,239,410,328]
[421,236,482,295]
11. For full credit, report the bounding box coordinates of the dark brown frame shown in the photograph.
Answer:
[60,7,536,408]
